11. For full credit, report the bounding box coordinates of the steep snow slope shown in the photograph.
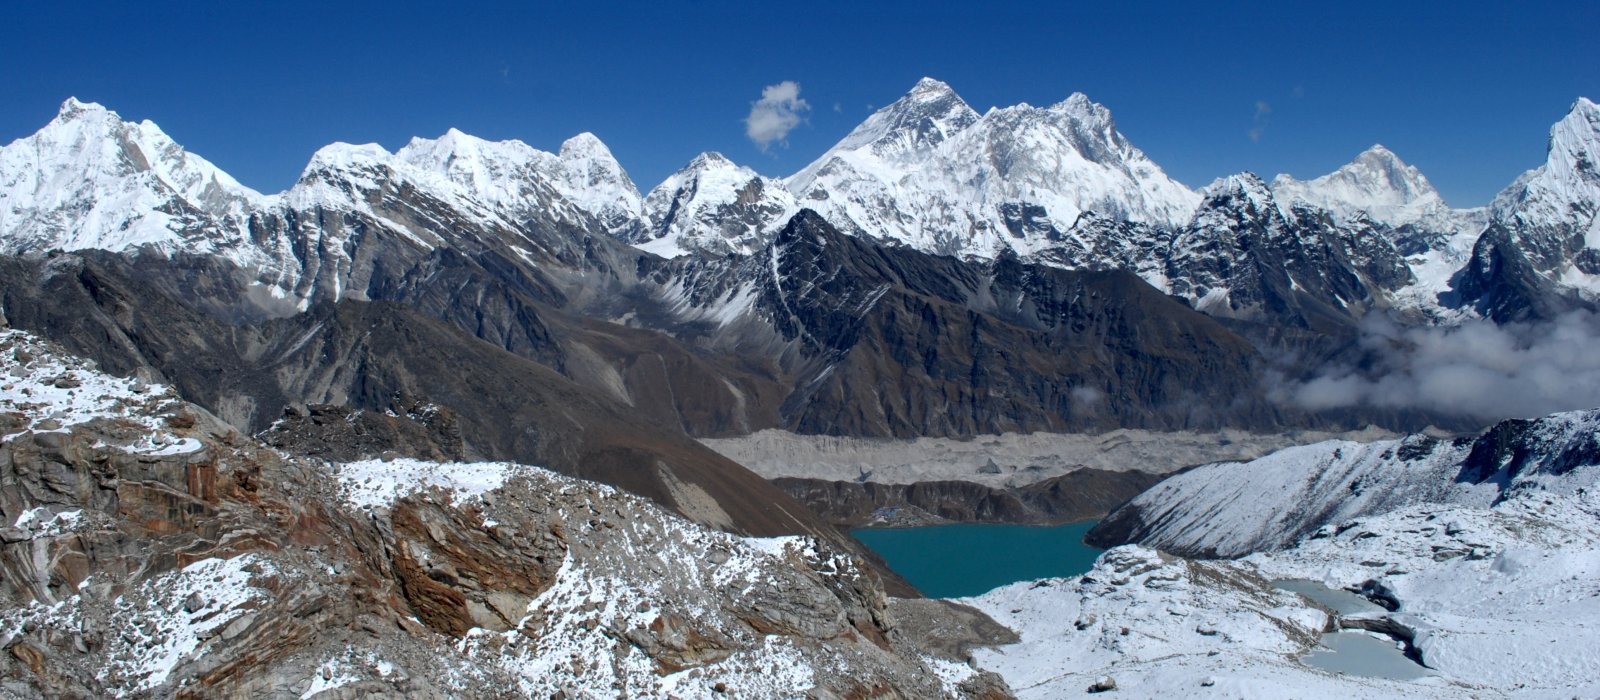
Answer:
[1486,97,1600,292]
[1091,409,1600,557]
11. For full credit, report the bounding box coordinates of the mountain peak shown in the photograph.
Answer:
[559,132,608,158]
[303,142,393,177]
[1491,95,1600,232]
[1203,172,1278,215]
[686,151,737,170]
[1049,92,1109,121]
[1270,144,1451,229]
[833,78,978,159]
[55,97,105,120]
[1549,95,1599,162]
[909,77,955,96]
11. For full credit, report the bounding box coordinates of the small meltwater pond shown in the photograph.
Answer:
[1301,631,1434,681]
[851,521,1103,598]
[1273,579,1434,681]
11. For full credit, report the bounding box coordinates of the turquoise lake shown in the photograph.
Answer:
[852,521,1104,598]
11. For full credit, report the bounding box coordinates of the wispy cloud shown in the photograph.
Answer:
[745,81,810,151]
[1249,100,1272,143]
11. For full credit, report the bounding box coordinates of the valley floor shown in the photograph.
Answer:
[702,427,1402,488]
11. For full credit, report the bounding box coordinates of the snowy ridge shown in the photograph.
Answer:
[784,80,1200,261]
[1491,97,1600,239]
[1096,408,1600,557]
[0,99,267,262]
[639,152,799,257]
[1485,97,1600,296]
[0,333,964,697]
[333,455,942,697]
[1271,145,1474,234]
[0,327,202,456]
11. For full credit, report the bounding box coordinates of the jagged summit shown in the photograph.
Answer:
[1048,92,1111,122]
[790,77,979,184]
[53,96,103,120]
[1490,95,1600,235]
[640,150,797,256]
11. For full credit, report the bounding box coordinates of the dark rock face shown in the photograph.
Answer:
[1167,175,1414,334]
[1451,224,1585,323]
[0,255,875,564]
[652,211,1294,437]
[259,401,474,463]
[774,469,1171,529]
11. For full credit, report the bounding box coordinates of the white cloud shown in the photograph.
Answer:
[1270,311,1600,421]
[745,81,810,151]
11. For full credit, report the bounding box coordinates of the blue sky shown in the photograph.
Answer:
[3,1,1596,206]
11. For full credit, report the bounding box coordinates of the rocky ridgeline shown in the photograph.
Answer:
[0,329,1012,698]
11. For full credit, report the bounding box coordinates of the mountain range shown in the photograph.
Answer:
[2,80,1597,543]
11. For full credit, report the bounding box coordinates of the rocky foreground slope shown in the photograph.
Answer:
[0,326,1011,698]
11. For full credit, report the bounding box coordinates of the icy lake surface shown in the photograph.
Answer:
[852,521,1102,598]
[1272,579,1386,615]
[1301,631,1433,680]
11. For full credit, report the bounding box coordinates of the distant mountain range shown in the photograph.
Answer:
[1,79,1596,537]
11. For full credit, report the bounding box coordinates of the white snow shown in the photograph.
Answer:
[336,458,523,510]
[973,408,1600,697]
[0,328,197,450]
[785,80,1200,262]
[109,554,276,692]
[966,546,1455,698]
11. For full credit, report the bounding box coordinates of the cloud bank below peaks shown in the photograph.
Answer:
[1271,310,1600,422]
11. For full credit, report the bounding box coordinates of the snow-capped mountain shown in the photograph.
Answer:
[638,152,798,257]
[0,99,266,261]
[1271,145,1474,235]
[0,99,650,310]
[784,79,1200,260]
[1488,97,1600,276]
[1164,172,1414,325]
[393,128,646,240]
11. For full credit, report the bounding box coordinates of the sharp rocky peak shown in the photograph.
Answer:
[1489,96,1600,230]
[1202,172,1279,215]
[1546,96,1600,177]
